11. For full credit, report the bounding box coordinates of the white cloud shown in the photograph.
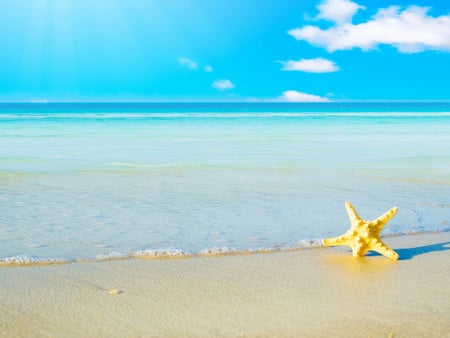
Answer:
[280,57,339,73]
[179,58,215,73]
[212,79,235,90]
[317,0,365,24]
[281,90,330,102]
[178,57,198,70]
[288,1,450,53]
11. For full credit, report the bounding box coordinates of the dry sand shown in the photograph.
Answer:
[1,232,449,337]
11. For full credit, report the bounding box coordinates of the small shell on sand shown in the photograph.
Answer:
[107,288,122,295]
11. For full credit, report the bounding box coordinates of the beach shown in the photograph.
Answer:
[1,103,450,336]
[1,232,449,337]
[2,0,450,334]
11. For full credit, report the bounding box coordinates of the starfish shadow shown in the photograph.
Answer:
[395,241,450,260]
[364,241,450,260]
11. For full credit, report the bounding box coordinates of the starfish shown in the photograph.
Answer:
[323,202,399,260]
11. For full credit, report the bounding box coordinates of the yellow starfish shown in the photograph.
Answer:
[323,202,399,260]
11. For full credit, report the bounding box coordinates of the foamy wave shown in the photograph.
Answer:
[297,239,324,248]
[0,240,330,267]
[94,251,132,261]
[2,230,449,267]
[199,247,239,255]
[199,247,289,256]
[133,248,189,258]
[134,240,327,259]
[0,255,69,266]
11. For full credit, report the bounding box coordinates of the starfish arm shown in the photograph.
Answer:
[345,202,362,226]
[375,207,398,227]
[371,240,399,261]
[352,244,369,257]
[323,234,351,246]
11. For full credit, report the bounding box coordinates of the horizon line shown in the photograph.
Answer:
[1,100,450,104]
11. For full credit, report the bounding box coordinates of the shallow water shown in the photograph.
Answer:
[1,103,450,264]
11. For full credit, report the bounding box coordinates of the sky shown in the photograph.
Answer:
[0,0,449,102]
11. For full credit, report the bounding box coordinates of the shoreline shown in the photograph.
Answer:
[1,232,449,337]
[2,230,450,267]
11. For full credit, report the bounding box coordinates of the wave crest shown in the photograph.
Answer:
[0,255,69,267]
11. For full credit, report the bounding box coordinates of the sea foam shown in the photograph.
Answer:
[133,248,189,258]
[0,255,69,266]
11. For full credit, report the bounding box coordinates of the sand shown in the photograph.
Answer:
[1,232,449,337]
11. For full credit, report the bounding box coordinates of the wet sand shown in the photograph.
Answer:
[1,232,449,337]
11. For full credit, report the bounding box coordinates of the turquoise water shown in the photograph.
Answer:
[1,103,450,264]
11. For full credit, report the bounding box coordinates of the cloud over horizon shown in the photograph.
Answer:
[289,0,450,53]
[212,79,235,90]
[280,57,339,73]
[281,90,330,102]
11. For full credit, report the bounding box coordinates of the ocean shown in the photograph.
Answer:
[1,102,450,265]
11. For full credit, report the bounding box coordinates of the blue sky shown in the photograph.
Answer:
[0,0,449,102]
